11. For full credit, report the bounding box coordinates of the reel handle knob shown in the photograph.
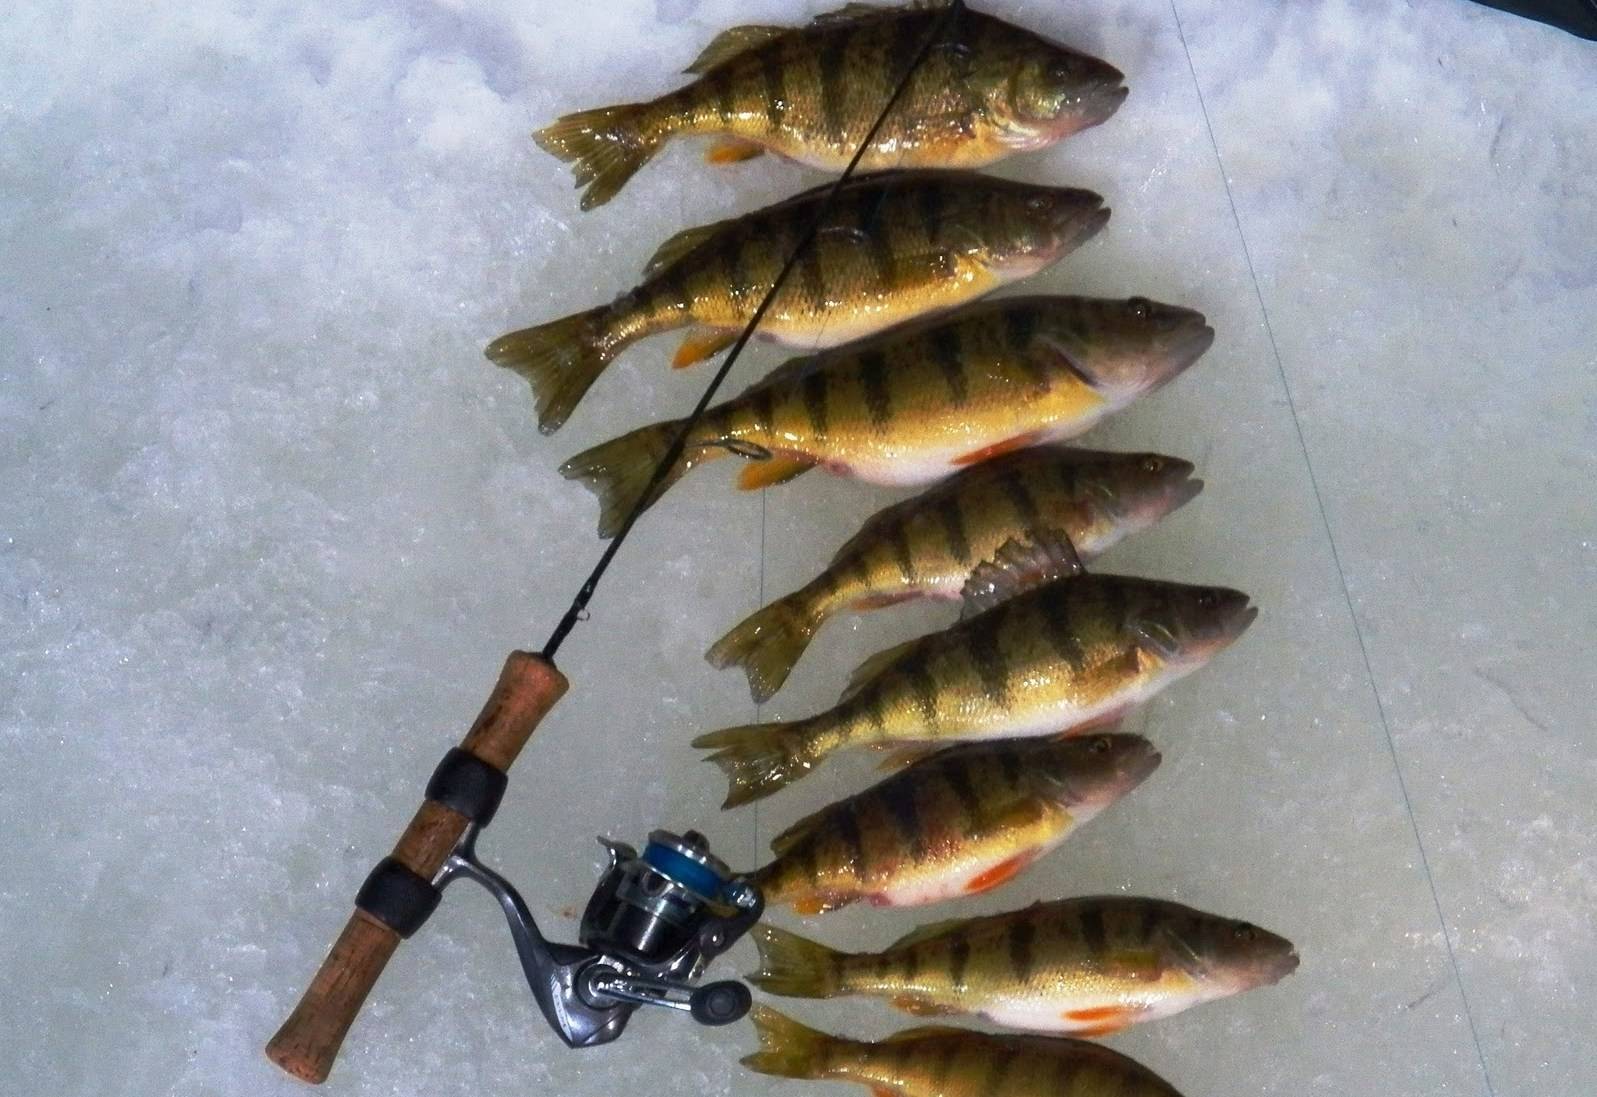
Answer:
[266,651,568,1083]
[689,980,752,1026]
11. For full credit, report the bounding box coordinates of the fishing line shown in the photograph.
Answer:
[541,0,968,661]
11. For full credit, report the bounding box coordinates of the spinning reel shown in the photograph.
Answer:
[437,824,761,1047]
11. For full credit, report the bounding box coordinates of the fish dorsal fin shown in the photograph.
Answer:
[811,2,948,30]
[887,917,966,951]
[767,804,834,855]
[684,24,788,75]
[959,532,1084,620]
[883,1024,969,1043]
[840,637,922,701]
[737,353,821,399]
[643,222,727,277]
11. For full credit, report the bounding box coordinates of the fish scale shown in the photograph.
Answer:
[747,898,1300,1037]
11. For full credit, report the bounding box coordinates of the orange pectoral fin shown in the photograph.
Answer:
[672,329,738,369]
[706,138,766,164]
[953,431,1044,467]
[737,455,815,490]
[790,895,829,916]
[963,852,1038,896]
[1065,1005,1141,1037]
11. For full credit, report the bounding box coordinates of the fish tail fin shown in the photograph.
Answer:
[693,718,830,808]
[741,1005,843,1080]
[747,924,848,999]
[534,103,662,210]
[705,587,826,703]
[485,305,619,434]
[560,418,705,538]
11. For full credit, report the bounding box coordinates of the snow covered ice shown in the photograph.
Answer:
[1,1,1593,1096]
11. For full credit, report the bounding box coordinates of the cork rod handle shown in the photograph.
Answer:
[265,651,568,1083]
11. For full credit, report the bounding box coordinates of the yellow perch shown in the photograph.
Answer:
[742,1006,1188,1097]
[561,296,1211,536]
[489,172,1107,433]
[749,897,1299,1036]
[536,1,1127,209]
[710,446,1203,701]
[695,570,1255,807]
[750,733,1159,914]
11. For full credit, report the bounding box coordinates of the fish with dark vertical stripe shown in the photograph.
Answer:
[695,574,1255,806]
[561,296,1213,543]
[743,1007,1190,1097]
[745,897,1298,1035]
[491,175,1108,434]
[534,3,1128,209]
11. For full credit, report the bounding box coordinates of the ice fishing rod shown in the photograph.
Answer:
[264,1,968,1084]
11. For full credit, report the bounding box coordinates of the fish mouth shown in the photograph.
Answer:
[1273,947,1302,983]
[1147,320,1215,391]
[1078,82,1129,128]
[1236,943,1301,989]
[1056,203,1111,254]
[1215,598,1259,647]
[1229,603,1259,640]
[1176,322,1217,364]
[1154,457,1202,513]
[1119,741,1163,788]
[1208,947,1299,993]
[1168,474,1204,511]
[1177,590,1257,662]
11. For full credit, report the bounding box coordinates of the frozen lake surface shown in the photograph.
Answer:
[2,1,1593,1095]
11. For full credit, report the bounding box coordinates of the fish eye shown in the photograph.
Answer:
[1140,456,1164,474]
[1197,591,1219,609]
[1233,924,1259,942]
[1089,736,1112,753]
[1047,58,1076,82]
[1025,194,1053,214]
[1128,297,1152,320]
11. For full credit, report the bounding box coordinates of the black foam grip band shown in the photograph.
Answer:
[425,748,509,826]
[355,858,442,938]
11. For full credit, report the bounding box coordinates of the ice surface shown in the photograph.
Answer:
[1,1,1592,1096]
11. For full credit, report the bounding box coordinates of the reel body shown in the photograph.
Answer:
[438,825,761,1048]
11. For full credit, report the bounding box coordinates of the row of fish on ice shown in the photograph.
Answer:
[490,5,1297,1097]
